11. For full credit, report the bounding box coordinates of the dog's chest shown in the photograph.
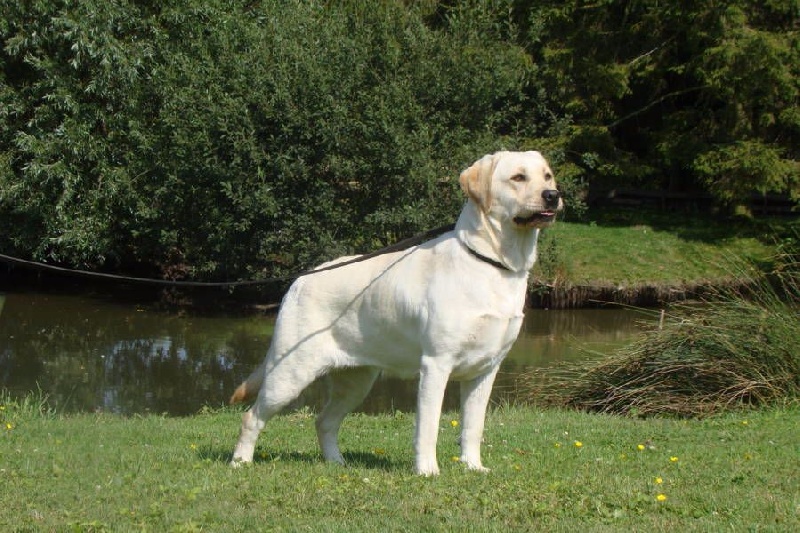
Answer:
[449,312,524,380]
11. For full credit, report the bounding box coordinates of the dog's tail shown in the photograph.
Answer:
[229,359,267,405]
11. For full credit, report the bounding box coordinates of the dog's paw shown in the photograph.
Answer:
[229,457,251,468]
[321,448,346,465]
[414,460,440,477]
[461,457,491,473]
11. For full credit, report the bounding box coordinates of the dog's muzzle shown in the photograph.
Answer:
[513,190,561,227]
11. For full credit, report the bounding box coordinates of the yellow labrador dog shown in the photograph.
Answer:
[230,151,563,475]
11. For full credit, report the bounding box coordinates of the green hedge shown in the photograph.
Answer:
[2,0,797,280]
[1,0,561,278]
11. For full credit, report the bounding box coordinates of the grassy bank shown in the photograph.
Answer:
[530,211,793,307]
[2,396,798,531]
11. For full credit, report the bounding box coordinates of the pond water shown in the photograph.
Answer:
[0,290,656,416]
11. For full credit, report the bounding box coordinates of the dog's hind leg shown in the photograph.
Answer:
[316,366,380,464]
[231,402,269,466]
[231,352,330,465]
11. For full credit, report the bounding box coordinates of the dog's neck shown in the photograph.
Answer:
[455,201,540,273]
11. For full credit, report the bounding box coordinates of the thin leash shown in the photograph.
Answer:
[0,223,456,289]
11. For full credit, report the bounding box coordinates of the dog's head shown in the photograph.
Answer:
[459,151,563,229]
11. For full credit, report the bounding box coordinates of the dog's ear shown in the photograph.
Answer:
[459,153,498,212]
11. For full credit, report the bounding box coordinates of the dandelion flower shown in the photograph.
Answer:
[574,441,583,448]
[637,444,645,451]
[451,456,460,462]
[5,422,12,430]
[656,494,667,502]
[655,477,663,484]
[450,420,459,428]
[190,443,197,450]
[373,448,386,456]
[669,456,679,463]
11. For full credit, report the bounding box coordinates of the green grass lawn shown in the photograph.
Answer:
[2,397,798,531]
[533,210,789,286]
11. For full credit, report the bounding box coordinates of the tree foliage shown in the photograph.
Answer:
[522,0,800,199]
[1,0,544,276]
[1,0,797,279]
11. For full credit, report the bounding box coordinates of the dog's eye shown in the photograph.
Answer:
[545,172,554,181]
[510,174,526,183]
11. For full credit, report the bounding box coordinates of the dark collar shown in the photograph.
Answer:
[464,244,511,271]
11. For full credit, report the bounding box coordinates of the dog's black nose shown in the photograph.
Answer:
[542,189,560,207]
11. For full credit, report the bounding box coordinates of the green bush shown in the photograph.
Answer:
[3,1,795,280]
[0,0,559,279]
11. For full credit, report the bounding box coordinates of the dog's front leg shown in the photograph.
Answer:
[459,364,501,472]
[415,359,450,476]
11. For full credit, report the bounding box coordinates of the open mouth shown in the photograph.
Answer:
[513,211,557,227]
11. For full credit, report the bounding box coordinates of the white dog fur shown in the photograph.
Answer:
[229,151,563,475]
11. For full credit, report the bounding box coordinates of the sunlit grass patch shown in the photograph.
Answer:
[533,212,779,287]
[1,399,797,530]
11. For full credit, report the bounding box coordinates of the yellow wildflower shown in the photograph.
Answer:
[656,494,667,502]
[574,441,583,448]
[450,420,459,428]
[5,422,12,430]
[637,444,645,451]
[655,477,663,484]
[669,456,679,463]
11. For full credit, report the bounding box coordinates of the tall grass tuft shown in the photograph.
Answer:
[520,268,800,417]
[1,388,54,431]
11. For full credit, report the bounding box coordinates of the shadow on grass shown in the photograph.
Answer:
[197,445,404,471]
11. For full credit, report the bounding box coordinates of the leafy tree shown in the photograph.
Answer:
[1,0,547,278]
[690,3,800,203]
[2,0,795,283]
[520,0,799,206]
[1,0,159,266]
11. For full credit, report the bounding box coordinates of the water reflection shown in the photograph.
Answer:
[0,290,655,415]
